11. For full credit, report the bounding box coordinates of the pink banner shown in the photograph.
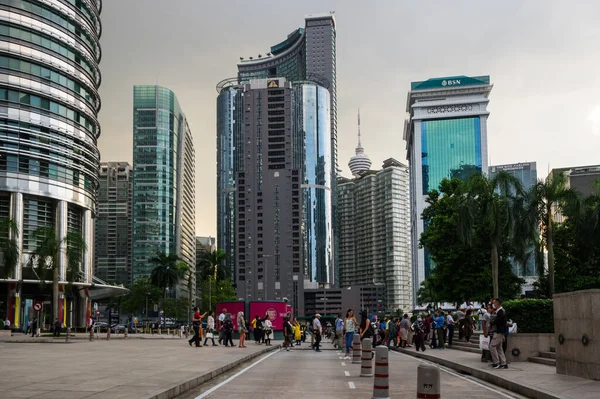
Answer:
[216,301,245,331]
[249,301,288,331]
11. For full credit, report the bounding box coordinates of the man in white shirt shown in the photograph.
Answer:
[313,314,323,353]
[218,308,227,345]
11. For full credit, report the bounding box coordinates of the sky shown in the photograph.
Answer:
[97,0,600,236]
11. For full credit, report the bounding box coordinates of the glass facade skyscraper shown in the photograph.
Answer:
[132,86,196,299]
[0,0,104,328]
[404,76,492,306]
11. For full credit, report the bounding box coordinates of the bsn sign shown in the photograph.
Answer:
[441,79,461,86]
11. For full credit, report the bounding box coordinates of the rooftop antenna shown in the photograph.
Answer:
[357,108,361,147]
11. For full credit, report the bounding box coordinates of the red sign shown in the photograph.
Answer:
[33,301,42,312]
[249,301,288,331]
[96,310,100,316]
[215,301,245,331]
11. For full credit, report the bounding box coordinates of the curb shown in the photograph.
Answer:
[390,347,563,399]
[144,344,280,399]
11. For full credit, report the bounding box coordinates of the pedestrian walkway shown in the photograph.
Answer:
[0,339,279,399]
[393,345,600,399]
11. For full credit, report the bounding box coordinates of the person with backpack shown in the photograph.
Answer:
[412,316,426,352]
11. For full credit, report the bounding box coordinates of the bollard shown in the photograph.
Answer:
[373,346,390,399]
[124,328,128,339]
[360,338,373,377]
[89,328,94,342]
[416,364,440,399]
[66,326,71,343]
[352,333,361,364]
[106,328,111,340]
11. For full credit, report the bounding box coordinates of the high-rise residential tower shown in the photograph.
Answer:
[95,162,133,286]
[338,157,412,313]
[0,0,112,328]
[217,14,338,303]
[132,86,196,299]
[404,75,492,305]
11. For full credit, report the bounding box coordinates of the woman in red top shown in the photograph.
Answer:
[188,307,207,347]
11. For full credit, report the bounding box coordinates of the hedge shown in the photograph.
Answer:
[503,299,554,333]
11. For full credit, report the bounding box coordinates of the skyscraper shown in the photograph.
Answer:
[0,0,108,328]
[490,162,538,291]
[217,14,338,307]
[232,78,333,316]
[404,75,492,305]
[95,162,133,286]
[132,86,196,299]
[338,157,412,313]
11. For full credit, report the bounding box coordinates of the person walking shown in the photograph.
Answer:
[489,298,508,369]
[53,318,61,337]
[399,314,411,348]
[446,311,455,347]
[481,303,494,362]
[412,316,426,352]
[217,308,227,345]
[294,318,302,346]
[313,313,323,352]
[334,313,344,350]
[237,311,248,348]
[263,316,273,346]
[188,307,206,347]
[283,316,294,351]
[456,307,466,340]
[223,313,235,347]
[343,309,357,359]
[434,311,446,349]
[203,311,218,346]
[252,315,262,344]
[464,308,474,343]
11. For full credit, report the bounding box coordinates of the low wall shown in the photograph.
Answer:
[554,289,600,380]
[506,333,555,362]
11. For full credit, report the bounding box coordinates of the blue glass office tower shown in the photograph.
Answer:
[404,75,492,306]
[132,86,196,299]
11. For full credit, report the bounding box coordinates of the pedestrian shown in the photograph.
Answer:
[252,315,261,344]
[31,318,37,337]
[313,313,323,352]
[423,314,432,347]
[456,307,465,340]
[53,318,61,336]
[412,316,426,352]
[203,311,218,346]
[464,308,474,343]
[310,316,316,349]
[399,314,411,348]
[217,308,227,345]
[26,320,32,335]
[294,318,302,346]
[446,311,455,347]
[223,313,235,347]
[263,315,273,346]
[334,313,344,350]
[358,311,372,341]
[489,298,508,369]
[434,311,445,349]
[283,316,294,351]
[237,311,247,348]
[188,307,206,347]
[343,309,357,359]
[481,303,494,362]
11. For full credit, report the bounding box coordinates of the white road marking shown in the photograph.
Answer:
[391,351,518,399]
[348,381,356,389]
[194,350,279,399]
[341,361,346,366]
[344,371,350,377]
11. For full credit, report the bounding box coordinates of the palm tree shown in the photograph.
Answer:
[536,172,579,295]
[149,251,189,326]
[0,217,19,279]
[27,227,86,325]
[458,171,523,299]
[197,249,227,311]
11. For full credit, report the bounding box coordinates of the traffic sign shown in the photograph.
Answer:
[33,301,42,312]
[96,310,100,316]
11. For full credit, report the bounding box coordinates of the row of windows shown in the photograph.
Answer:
[9,0,99,56]
[0,55,96,107]
[0,22,97,79]
[0,88,96,135]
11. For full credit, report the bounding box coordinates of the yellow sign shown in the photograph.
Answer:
[267,80,279,88]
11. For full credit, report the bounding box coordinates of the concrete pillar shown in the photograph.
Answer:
[10,192,23,280]
[82,209,93,283]
[56,200,68,281]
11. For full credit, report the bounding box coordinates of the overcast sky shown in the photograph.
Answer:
[98,0,600,236]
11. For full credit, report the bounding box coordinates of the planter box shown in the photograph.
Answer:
[506,333,555,363]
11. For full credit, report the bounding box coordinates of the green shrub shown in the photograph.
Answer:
[503,299,554,333]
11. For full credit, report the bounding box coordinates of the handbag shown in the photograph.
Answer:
[206,331,214,339]
[479,335,490,350]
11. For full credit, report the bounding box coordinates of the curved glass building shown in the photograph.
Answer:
[0,0,107,328]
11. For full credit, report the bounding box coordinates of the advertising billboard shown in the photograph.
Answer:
[249,301,288,331]
[216,301,245,331]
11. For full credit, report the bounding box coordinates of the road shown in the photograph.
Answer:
[176,342,526,399]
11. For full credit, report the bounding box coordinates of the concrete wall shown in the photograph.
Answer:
[554,289,600,380]
[505,333,554,363]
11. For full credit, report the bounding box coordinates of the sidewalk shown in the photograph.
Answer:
[0,339,279,399]
[392,345,600,399]
[0,332,188,343]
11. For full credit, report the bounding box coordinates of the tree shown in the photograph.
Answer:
[200,278,237,312]
[162,297,189,321]
[119,277,161,316]
[457,171,524,298]
[0,217,19,279]
[197,249,227,311]
[536,172,579,295]
[27,227,86,325]
[420,178,523,304]
[149,252,189,326]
